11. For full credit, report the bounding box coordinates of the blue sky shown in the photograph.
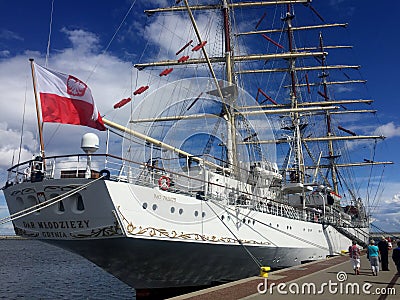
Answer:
[0,0,399,234]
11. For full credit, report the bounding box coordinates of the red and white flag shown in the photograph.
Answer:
[34,63,106,131]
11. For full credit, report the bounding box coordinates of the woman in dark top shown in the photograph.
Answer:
[392,240,400,275]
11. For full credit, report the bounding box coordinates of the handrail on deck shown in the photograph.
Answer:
[4,154,367,230]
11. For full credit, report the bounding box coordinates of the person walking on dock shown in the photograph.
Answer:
[368,240,380,276]
[349,240,361,275]
[378,236,390,271]
[392,240,400,275]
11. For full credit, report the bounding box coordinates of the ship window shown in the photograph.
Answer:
[202,212,206,218]
[16,197,24,208]
[27,195,39,214]
[50,194,63,213]
[178,208,183,215]
[143,202,148,209]
[59,201,65,212]
[170,207,175,213]
[76,194,84,211]
[152,204,157,211]
[194,211,199,217]
[221,215,225,221]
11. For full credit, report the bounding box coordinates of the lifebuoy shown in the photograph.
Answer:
[158,175,171,191]
[99,169,110,180]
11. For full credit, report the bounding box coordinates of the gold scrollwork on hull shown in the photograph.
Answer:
[118,206,270,245]
[70,222,122,238]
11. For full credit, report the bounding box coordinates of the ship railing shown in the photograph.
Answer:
[5,154,211,199]
[5,154,108,184]
[6,154,357,227]
[249,199,304,221]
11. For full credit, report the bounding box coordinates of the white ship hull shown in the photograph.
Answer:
[3,177,369,290]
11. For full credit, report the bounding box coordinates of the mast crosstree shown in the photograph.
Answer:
[133,0,392,201]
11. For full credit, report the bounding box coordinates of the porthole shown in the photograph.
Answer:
[152,204,157,211]
[76,194,85,211]
[170,207,175,213]
[202,212,206,218]
[194,211,199,217]
[221,215,225,221]
[178,208,183,215]
[142,202,148,209]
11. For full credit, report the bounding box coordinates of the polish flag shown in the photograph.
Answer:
[34,63,106,131]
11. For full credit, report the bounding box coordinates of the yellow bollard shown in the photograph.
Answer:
[260,266,271,278]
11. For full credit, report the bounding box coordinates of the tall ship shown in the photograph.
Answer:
[1,0,392,298]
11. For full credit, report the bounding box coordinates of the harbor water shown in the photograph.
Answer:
[0,238,136,299]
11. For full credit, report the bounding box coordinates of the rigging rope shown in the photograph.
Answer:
[210,199,345,255]
[366,140,378,216]
[370,223,400,240]
[369,167,385,217]
[0,176,104,226]
[17,76,29,170]
[204,200,263,268]
[86,0,138,83]
[45,0,54,67]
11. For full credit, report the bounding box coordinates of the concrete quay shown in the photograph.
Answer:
[169,254,399,300]
[0,235,24,240]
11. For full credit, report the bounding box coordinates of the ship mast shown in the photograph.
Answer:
[137,1,393,184]
[319,32,339,194]
[222,0,238,176]
[284,4,306,184]
[182,0,238,176]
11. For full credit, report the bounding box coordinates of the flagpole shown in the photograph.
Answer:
[29,58,45,159]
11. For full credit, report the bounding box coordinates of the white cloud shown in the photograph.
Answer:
[0,29,23,41]
[60,28,100,55]
[369,182,400,233]
[0,50,10,57]
[373,122,400,138]
[0,28,141,191]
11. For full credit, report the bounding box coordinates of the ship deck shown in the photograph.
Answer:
[169,253,399,300]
